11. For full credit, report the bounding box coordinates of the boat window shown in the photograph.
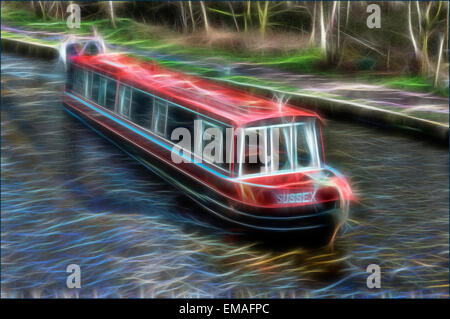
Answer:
[270,126,293,172]
[167,104,196,148]
[240,128,269,176]
[72,67,84,95]
[105,79,117,111]
[118,85,132,119]
[97,77,108,106]
[131,89,153,129]
[153,99,168,136]
[83,41,101,56]
[239,122,319,177]
[83,71,92,98]
[202,120,229,170]
[66,64,75,91]
[295,124,314,168]
[91,73,100,103]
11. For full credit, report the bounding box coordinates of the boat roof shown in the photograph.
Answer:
[72,53,319,127]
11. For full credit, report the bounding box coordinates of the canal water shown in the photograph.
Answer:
[1,53,448,298]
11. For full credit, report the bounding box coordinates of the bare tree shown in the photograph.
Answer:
[408,1,420,57]
[447,1,449,50]
[434,34,445,87]
[108,1,116,28]
[179,1,188,33]
[243,1,252,32]
[228,1,240,32]
[256,1,269,38]
[188,1,195,32]
[38,1,46,20]
[199,1,210,34]
[408,1,445,75]
[345,0,350,28]
[309,1,316,44]
[319,1,326,52]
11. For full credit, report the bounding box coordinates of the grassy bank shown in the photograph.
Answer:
[2,6,448,98]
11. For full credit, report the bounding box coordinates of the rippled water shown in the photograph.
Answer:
[1,53,448,298]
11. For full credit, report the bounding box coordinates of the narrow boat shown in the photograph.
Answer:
[62,41,353,239]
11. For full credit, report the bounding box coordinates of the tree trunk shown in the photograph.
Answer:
[408,2,419,56]
[228,1,240,32]
[309,2,316,44]
[319,1,327,53]
[199,1,210,34]
[421,31,430,75]
[337,1,340,53]
[38,1,46,20]
[415,1,422,34]
[108,1,117,29]
[434,35,444,87]
[257,1,269,38]
[345,1,350,28]
[386,45,391,71]
[246,1,252,31]
[179,1,188,33]
[188,1,195,32]
[446,1,449,52]
[327,1,338,64]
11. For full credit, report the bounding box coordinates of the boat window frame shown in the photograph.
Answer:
[152,98,168,137]
[130,87,154,130]
[72,66,85,95]
[238,121,321,178]
[83,70,92,99]
[294,121,320,170]
[201,119,227,170]
[70,66,119,111]
[118,84,133,119]
[269,124,295,173]
[98,76,108,107]
[238,126,270,177]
